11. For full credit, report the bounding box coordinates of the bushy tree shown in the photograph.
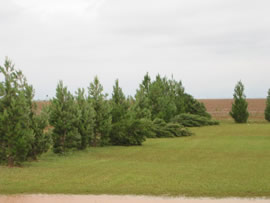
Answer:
[230,81,249,123]
[183,94,210,118]
[171,113,219,127]
[151,118,192,137]
[132,87,152,120]
[0,59,34,166]
[110,117,147,146]
[25,85,51,160]
[132,73,152,119]
[148,75,177,122]
[265,89,270,122]
[134,73,212,126]
[49,81,81,153]
[168,78,186,115]
[76,88,95,149]
[111,79,128,124]
[88,76,111,146]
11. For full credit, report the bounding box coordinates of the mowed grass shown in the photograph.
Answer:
[0,122,270,197]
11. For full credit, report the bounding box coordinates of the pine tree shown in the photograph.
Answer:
[133,86,152,120]
[111,79,128,124]
[88,76,111,146]
[168,77,186,115]
[133,73,152,119]
[230,81,249,123]
[0,58,34,167]
[265,89,270,122]
[183,94,210,118]
[49,81,81,153]
[76,88,95,149]
[25,84,50,160]
[148,75,177,122]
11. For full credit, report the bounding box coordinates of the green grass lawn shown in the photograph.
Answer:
[1,122,270,197]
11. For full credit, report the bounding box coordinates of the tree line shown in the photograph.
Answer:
[1,58,269,167]
[0,59,218,166]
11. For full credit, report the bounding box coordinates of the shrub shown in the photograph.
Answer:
[150,118,192,138]
[171,113,219,127]
[110,118,147,146]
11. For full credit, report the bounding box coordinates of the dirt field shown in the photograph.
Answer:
[199,99,266,120]
[35,99,267,121]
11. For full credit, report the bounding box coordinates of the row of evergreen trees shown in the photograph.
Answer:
[0,60,50,167]
[230,81,270,123]
[0,58,217,166]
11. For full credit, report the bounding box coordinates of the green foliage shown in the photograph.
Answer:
[134,73,212,126]
[111,79,128,124]
[88,76,112,146]
[151,118,192,137]
[265,89,270,122]
[183,94,211,118]
[49,81,81,154]
[25,85,51,160]
[171,113,219,127]
[168,78,186,115]
[0,58,38,166]
[230,81,249,123]
[110,80,148,146]
[132,87,152,119]
[76,88,95,149]
[110,117,147,146]
[148,75,177,122]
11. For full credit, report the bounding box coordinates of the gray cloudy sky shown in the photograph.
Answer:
[0,0,270,99]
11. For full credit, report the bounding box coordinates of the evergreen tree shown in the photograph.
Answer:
[133,73,213,126]
[265,89,270,122]
[183,94,210,118]
[88,76,111,146]
[25,84,50,160]
[110,117,147,146]
[0,58,34,166]
[168,77,186,115]
[230,81,249,123]
[133,73,152,119]
[133,86,152,119]
[49,81,81,153]
[111,79,128,124]
[76,88,95,149]
[148,75,177,122]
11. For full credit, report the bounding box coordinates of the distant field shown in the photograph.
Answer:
[199,99,266,120]
[35,99,266,121]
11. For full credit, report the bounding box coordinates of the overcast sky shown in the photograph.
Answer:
[0,0,270,99]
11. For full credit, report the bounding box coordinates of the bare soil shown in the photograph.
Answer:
[35,99,266,120]
[0,195,269,203]
[199,99,266,120]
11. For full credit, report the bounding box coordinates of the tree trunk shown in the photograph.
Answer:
[8,155,14,167]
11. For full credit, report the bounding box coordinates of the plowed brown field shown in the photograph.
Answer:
[199,99,266,120]
[35,99,266,121]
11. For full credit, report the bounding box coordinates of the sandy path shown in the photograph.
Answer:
[0,195,269,203]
